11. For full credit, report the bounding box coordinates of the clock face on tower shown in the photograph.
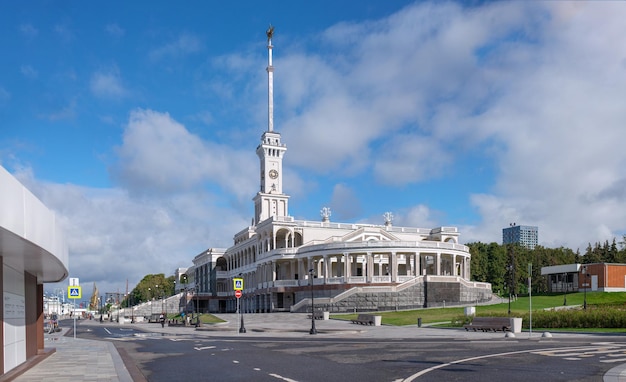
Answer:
[269,169,279,179]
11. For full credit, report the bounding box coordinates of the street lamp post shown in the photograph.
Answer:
[507,264,513,316]
[148,287,153,316]
[506,243,516,316]
[563,273,567,306]
[195,288,200,326]
[189,287,199,326]
[309,267,317,335]
[155,284,162,314]
[583,266,588,310]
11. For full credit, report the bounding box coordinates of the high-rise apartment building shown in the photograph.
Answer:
[502,224,538,249]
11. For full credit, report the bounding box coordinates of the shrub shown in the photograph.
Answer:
[521,306,626,329]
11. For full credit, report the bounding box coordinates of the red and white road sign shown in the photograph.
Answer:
[235,290,242,298]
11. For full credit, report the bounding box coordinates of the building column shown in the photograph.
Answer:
[270,261,276,282]
[366,252,373,282]
[323,255,329,283]
[343,252,350,280]
[452,254,457,276]
[390,252,398,282]
[436,252,441,276]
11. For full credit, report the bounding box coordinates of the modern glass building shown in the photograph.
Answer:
[502,224,538,249]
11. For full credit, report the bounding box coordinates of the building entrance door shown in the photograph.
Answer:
[591,275,598,291]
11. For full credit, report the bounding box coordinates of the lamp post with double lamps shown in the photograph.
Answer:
[309,266,317,335]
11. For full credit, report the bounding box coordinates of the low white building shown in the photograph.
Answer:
[0,165,68,376]
[181,29,491,314]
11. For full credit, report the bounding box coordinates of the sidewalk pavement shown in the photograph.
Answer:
[4,313,626,381]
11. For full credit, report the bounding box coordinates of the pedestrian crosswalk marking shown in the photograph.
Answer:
[533,343,626,362]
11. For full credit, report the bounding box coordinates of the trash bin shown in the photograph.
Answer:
[417,317,422,327]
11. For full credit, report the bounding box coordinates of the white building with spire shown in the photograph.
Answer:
[184,28,491,314]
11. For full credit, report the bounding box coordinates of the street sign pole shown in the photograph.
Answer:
[528,263,532,338]
[67,282,81,339]
[233,278,245,334]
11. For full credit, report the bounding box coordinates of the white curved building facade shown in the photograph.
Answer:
[187,30,491,314]
[0,165,68,376]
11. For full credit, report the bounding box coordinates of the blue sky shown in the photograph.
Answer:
[2,1,626,297]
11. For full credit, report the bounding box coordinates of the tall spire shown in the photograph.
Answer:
[266,25,274,132]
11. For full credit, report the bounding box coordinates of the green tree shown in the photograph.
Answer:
[121,273,176,307]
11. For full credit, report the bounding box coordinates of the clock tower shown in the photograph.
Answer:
[253,26,289,224]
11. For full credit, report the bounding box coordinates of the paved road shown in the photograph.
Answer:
[70,314,626,381]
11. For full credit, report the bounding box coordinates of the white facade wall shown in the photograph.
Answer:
[3,264,26,372]
[0,165,68,282]
[0,165,69,375]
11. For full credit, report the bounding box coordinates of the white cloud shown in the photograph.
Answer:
[110,109,256,202]
[395,204,439,229]
[461,3,626,250]
[105,23,125,38]
[373,134,452,185]
[44,99,76,121]
[150,33,202,61]
[189,111,214,126]
[20,65,38,79]
[90,67,127,98]
[19,23,38,38]
[54,24,73,42]
[329,183,362,220]
[11,1,626,295]
[277,2,526,177]
[264,2,626,250]
[13,166,246,296]
[0,87,10,102]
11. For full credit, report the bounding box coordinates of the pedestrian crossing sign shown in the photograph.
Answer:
[68,286,82,299]
[233,278,244,291]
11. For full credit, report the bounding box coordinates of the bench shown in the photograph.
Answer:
[351,314,376,325]
[307,311,325,320]
[463,317,511,332]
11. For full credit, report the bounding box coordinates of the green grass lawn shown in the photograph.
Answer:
[331,292,626,327]
[170,313,225,324]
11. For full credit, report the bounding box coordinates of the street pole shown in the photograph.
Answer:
[195,289,199,326]
[563,273,567,306]
[237,274,246,333]
[507,264,512,316]
[239,297,246,333]
[309,268,317,335]
[528,263,532,338]
[583,267,588,310]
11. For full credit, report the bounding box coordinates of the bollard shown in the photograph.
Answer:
[417,317,422,327]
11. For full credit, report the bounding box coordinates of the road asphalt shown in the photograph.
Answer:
[4,313,626,381]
